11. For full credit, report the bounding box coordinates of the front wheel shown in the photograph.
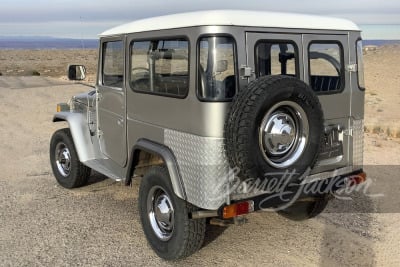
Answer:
[50,128,91,188]
[138,166,206,260]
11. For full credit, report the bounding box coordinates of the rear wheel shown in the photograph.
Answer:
[278,196,329,221]
[50,128,91,188]
[138,166,206,260]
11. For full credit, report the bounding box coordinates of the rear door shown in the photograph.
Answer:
[302,34,350,119]
[246,32,351,168]
[246,32,350,119]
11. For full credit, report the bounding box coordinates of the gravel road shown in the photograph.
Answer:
[0,77,399,266]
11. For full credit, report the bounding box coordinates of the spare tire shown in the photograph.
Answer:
[224,75,324,182]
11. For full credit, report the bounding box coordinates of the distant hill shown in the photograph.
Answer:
[0,36,399,50]
[0,36,98,49]
[362,40,400,46]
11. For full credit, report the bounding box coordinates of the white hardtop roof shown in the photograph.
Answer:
[100,10,360,36]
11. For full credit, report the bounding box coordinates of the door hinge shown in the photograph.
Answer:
[97,93,103,101]
[240,65,253,79]
[346,64,358,72]
[98,130,104,138]
[343,128,353,136]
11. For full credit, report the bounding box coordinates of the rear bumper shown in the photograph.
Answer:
[191,168,366,220]
[230,168,365,213]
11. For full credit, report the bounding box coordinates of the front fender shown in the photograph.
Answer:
[53,112,101,162]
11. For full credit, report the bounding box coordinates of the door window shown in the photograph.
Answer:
[102,41,124,88]
[308,42,344,93]
[255,41,298,77]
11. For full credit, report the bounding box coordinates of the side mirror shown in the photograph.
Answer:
[67,65,86,81]
[215,60,228,73]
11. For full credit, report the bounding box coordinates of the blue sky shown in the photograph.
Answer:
[0,0,399,39]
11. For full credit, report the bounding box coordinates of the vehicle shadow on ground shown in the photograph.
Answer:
[319,190,377,266]
[202,223,228,247]
[86,170,109,185]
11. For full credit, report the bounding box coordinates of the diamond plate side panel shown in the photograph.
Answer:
[352,119,364,168]
[164,129,230,210]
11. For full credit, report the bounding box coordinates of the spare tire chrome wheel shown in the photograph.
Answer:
[259,101,309,169]
[224,75,324,182]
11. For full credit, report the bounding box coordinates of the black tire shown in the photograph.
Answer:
[278,197,329,221]
[138,166,206,260]
[50,128,91,188]
[224,75,324,182]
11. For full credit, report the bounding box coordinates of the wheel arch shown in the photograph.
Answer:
[127,139,186,200]
[53,112,101,162]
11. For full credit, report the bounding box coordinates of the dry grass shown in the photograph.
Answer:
[364,124,400,139]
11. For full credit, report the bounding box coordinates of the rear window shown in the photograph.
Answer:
[308,42,344,93]
[356,40,365,90]
[255,41,298,77]
[130,39,189,98]
[198,36,236,101]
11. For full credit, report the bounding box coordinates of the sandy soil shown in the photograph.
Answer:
[0,46,399,266]
[0,49,98,83]
[363,45,400,137]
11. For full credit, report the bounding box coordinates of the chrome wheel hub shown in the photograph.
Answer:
[259,101,309,168]
[263,113,296,156]
[147,186,174,241]
[55,143,71,177]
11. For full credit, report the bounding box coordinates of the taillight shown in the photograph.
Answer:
[347,172,367,186]
[222,201,254,219]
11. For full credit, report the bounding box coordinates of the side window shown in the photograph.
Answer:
[130,39,189,97]
[309,42,343,93]
[356,40,365,90]
[198,36,236,101]
[255,41,298,77]
[102,41,124,87]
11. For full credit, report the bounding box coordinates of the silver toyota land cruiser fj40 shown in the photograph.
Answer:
[50,10,366,260]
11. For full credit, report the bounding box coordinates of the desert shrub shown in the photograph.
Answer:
[30,70,40,76]
[372,126,382,134]
[386,128,392,137]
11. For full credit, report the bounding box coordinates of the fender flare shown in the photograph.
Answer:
[53,112,100,162]
[127,139,186,200]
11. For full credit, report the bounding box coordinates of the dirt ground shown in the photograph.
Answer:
[0,49,98,83]
[0,46,400,266]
